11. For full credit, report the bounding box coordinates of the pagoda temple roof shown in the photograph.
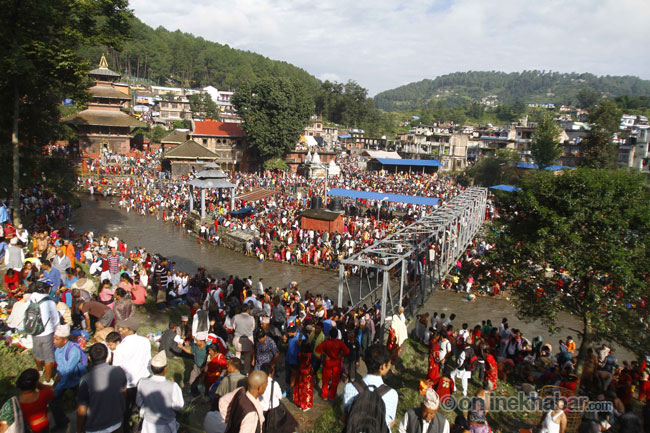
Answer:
[160,129,189,144]
[88,54,121,79]
[88,85,129,100]
[62,109,146,128]
[163,140,219,160]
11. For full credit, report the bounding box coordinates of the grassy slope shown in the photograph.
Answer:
[308,339,540,433]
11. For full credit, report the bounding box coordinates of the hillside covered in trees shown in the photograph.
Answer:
[79,16,319,93]
[374,71,650,111]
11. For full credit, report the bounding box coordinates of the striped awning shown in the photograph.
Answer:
[237,188,277,202]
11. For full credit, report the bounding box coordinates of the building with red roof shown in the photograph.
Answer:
[190,119,254,171]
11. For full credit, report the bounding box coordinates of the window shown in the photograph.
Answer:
[203,138,207,145]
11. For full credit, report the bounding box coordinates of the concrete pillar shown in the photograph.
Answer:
[399,259,406,307]
[189,186,194,212]
[230,186,235,211]
[338,263,344,308]
[380,270,390,341]
[201,188,206,220]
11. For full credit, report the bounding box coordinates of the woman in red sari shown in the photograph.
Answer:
[293,341,313,411]
[386,327,399,361]
[427,333,441,383]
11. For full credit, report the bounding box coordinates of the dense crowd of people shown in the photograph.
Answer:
[0,173,649,433]
[79,153,469,272]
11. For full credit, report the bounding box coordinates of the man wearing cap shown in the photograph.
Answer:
[113,317,152,427]
[137,351,184,433]
[177,332,209,396]
[398,388,449,433]
[52,323,86,429]
[53,324,86,396]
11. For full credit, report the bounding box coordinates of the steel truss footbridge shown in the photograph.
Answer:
[337,187,488,330]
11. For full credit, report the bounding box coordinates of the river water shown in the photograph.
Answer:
[70,195,634,360]
[70,195,339,296]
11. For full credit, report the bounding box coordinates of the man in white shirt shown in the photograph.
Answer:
[137,351,184,433]
[113,317,152,429]
[29,282,60,385]
[343,344,399,429]
[438,334,452,370]
[256,278,264,296]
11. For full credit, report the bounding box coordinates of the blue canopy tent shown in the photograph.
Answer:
[328,188,440,206]
[516,162,538,169]
[489,185,521,192]
[517,162,575,171]
[544,165,575,171]
[369,158,443,174]
[230,206,254,215]
[375,158,443,167]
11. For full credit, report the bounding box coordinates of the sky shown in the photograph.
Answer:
[130,0,650,96]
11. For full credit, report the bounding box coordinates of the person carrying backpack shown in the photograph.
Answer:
[24,281,60,386]
[450,338,476,397]
[342,344,399,433]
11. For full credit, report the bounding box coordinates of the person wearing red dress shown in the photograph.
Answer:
[386,327,399,361]
[485,351,498,390]
[427,333,441,383]
[638,371,650,402]
[206,344,229,392]
[434,369,455,402]
[10,369,54,433]
[293,341,314,410]
[315,328,350,400]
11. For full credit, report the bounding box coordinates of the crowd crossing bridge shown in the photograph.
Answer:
[337,187,488,329]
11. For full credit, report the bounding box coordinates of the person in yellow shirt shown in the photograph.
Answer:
[565,336,576,354]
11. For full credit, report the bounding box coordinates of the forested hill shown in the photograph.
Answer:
[79,16,319,93]
[374,71,650,111]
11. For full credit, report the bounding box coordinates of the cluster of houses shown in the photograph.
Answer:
[64,56,650,176]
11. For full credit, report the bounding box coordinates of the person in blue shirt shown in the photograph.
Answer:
[52,324,87,429]
[343,344,399,430]
[63,268,78,290]
[0,239,7,262]
[284,326,306,399]
[53,324,86,395]
[41,260,61,292]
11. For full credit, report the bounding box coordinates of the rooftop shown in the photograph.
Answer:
[192,119,245,137]
[163,140,219,160]
[161,129,188,144]
[62,109,146,128]
[88,55,121,79]
[88,85,129,100]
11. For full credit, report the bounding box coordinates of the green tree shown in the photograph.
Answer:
[576,88,601,110]
[489,169,650,375]
[466,149,520,187]
[263,158,289,171]
[580,101,622,169]
[0,0,130,224]
[232,77,312,161]
[188,93,219,120]
[530,114,562,168]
